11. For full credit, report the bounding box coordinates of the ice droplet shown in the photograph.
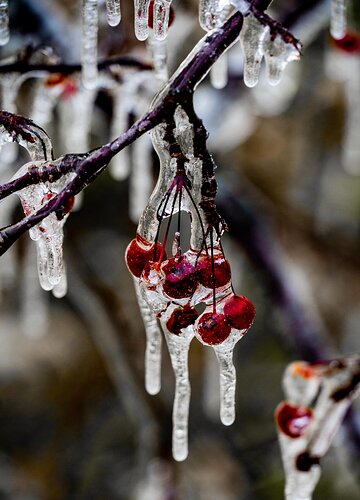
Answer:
[134,0,151,41]
[106,0,121,27]
[330,0,347,40]
[82,0,98,89]
[0,0,9,46]
[262,32,301,86]
[213,344,236,425]
[240,14,268,88]
[161,322,194,461]
[134,280,162,395]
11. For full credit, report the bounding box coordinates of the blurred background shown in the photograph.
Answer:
[0,0,359,498]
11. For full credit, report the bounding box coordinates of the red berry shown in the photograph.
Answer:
[196,253,231,289]
[162,255,198,299]
[196,312,231,345]
[125,235,165,278]
[148,0,175,29]
[333,31,360,54]
[223,294,255,331]
[275,402,312,438]
[166,305,199,335]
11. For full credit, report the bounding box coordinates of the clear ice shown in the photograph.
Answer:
[0,0,9,46]
[134,0,151,41]
[240,14,268,88]
[106,0,121,27]
[82,0,98,89]
[330,0,347,40]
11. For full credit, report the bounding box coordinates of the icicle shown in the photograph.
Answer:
[210,54,228,89]
[152,0,172,41]
[106,0,121,27]
[147,35,168,83]
[134,280,163,395]
[134,0,151,41]
[239,14,268,88]
[130,132,153,223]
[276,358,360,500]
[262,31,301,86]
[0,0,9,46]
[12,158,76,296]
[109,83,131,180]
[330,0,347,40]
[161,321,194,462]
[82,0,98,89]
[213,344,236,425]
[30,79,63,129]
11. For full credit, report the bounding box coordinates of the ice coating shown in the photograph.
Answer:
[161,317,194,461]
[0,0,9,46]
[153,0,172,41]
[12,159,76,297]
[134,0,151,41]
[134,280,162,395]
[81,0,98,89]
[210,54,228,89]
[106,0,121,27]
[147,35,168,83]
[240,14,268,88]
[213,344,236,425]
[330,0,347,40]
[262,31,301,86]
[276,358,360,500]
[130,133,153,223]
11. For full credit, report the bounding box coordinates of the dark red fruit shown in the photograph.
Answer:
[166,305,199,335]
[125,234,165,278]
[196,253,231,289]
[63,195,75,214]
[275,402,312,439]
[148,0,175,29]
[333,31,360,54]
[196,312,231,345]
[223,294,255,331]
[162,255,198,299]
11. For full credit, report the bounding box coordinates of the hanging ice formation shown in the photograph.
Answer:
[330,0,347,40]
[125,78,255,459]
[0,0,9,46]
[275,357,360,500]
[82,0,99,89]
[106,0,121,27]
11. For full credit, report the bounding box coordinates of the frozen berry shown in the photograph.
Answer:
[333,32,360,54]
[197,253,231,288]
[166,305,198,335]
[223,294,255,331]
[276,402,312,438]
[125,234,165,278]
[196,312,231,345]
[162,255,198,299]
[148,0,175,29]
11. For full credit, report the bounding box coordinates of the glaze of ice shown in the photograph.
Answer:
[210,53,228,89]
[31,80,63,129]
[153,0,172,41]
[162,322,194,461]
[134,280,162,395]
[262,32,301,86]
[342,57,360,174]
[82,0,98,89]
[106,0,121,26]
[330,0,346,40]
[240,13,268,87]
[148,35,168,82]
[109,83,131,180]
[134,0,151,41]
[213,344,236,425]
[0,0,9,46]
[130,133,153,223]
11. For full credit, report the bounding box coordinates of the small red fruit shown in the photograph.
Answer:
[125,234,165,278]
[332,31,360,54]
[223,294,255,331]
[275,402,312,439]
[166,305,199,335]
[196,312,231,345]
[196,253,231,289]
[162,255,198,299]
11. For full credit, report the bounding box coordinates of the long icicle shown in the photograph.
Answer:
[0,0,9,46]
[213,344,236,425]
[106,0,121,27]
[82,0,98,89]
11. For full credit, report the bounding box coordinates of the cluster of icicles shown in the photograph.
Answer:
[125,102,256,461]
[0,115,75,298]
[275,356,360,500]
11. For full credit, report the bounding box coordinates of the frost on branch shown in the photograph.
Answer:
[275,357,360,500]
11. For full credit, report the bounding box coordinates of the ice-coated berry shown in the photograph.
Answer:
[166,305,199,335]
[125,234,165,278]
[196,312,231,345]
[275,402,312,439]
[223,294,255,331]
[162,255,198,299]
[333,32,360,54]
[196,253,231,289]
